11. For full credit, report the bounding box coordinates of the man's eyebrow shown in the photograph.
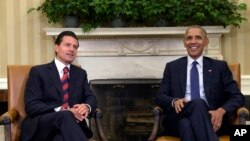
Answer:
[186,35,203,38]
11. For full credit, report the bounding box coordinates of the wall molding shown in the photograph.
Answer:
[241,75,250,96]
[43,26,230,37]
[0,78,7,90]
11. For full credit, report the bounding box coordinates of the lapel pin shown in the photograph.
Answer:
[208,69,212,72]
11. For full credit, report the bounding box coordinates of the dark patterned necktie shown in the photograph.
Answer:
[61,67,69,109]
[191,61,200,100]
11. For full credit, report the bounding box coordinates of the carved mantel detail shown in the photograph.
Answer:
[44,26,230,59]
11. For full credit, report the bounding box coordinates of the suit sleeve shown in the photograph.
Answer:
[81,71,97,115]
[220,62,245,114]
[24,67,56,117]
[155,63,175,110]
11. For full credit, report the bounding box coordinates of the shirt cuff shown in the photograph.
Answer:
[171,98,179,108]
[85,104,91,113]
[54,106,62,112]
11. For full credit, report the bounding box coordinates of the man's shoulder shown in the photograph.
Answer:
[71,64,87,73]
[167,56,228,67]
[204,56,227,66]
[31,62,52,70]
[29,62,57,75]
[168,56,187,64]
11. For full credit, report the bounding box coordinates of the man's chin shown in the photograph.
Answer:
[65,59,74,64]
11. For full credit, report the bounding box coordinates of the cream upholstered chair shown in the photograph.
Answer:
[0,65,107,141]
[148,63,249,141]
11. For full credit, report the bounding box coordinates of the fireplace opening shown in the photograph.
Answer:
[90,79,161,141]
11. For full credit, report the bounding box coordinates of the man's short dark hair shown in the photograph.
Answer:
[55,31,79,46]
[184,25,207,39]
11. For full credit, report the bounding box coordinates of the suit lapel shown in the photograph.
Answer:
[68,65,78,96]
[48,61,63,96]
[179,58,188,96]
[203,58,213,95]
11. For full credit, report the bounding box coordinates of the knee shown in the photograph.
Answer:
[53,111,77,130]
[189,99,209,113]
[58,111,75,121]
[179,118,191,128]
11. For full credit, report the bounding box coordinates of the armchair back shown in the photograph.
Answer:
[7,65,32,141]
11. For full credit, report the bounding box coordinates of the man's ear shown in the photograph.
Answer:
[205,38,209,46]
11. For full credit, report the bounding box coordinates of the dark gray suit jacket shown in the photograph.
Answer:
[155,56,245,135]
[20,61,97,140]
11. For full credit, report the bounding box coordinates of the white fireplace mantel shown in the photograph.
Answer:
[44,26,230,59]
[43,26,230,80]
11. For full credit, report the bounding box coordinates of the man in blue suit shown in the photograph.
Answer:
[20,31,97,141]
[155,25,245,141]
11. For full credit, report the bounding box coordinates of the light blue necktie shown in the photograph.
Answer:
[191,61,200,100]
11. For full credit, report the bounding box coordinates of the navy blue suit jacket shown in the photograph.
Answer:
[21,61,97,140]
[155,57,245,135]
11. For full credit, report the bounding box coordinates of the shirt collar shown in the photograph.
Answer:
[54,58,70,72]
[187,55,203,67]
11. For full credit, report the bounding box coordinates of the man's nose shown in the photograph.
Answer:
[190,38,198,43]
[69,45,76,51]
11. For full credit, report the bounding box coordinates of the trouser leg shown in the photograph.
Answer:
[34,111,88,141]
[179,118,196,141]
[180,99,219,141]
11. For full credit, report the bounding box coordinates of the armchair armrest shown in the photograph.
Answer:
[93,108,108,141]
[0,110,17,141]
[236,107,249,125]
[1,109,18,125]
[148,106,163,141]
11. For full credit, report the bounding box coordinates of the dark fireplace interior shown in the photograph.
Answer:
[90,79,161,141]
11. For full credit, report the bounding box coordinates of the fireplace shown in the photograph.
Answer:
[90,79,161,141]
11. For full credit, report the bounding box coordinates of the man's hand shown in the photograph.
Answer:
[67,104,90,122]
[173,98,187,113]
[68,107,84,122]
[74,103,90,118]
[209,107,226,132]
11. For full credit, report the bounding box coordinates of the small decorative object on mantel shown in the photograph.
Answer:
[63,15,80,28]
[27,0,89,28]
[28,0,247,32]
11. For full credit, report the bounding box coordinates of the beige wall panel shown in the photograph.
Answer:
[0,0,7,78]
[14,0,21,65]
[242,7,250,74]
[20,0,28,64]
[6,0,15,65]
[223,0,250,75]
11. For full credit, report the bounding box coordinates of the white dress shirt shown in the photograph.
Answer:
[185,56,207,102]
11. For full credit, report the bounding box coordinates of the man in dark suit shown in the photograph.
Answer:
[155,25,245,141]
[20,31,97,141]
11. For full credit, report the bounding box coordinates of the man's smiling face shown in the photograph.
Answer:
[183,27,209,60]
